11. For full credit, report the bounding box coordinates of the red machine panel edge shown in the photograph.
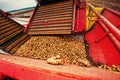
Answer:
[73,0,86,33]
[24,3,39,32]
[0,54,120,80]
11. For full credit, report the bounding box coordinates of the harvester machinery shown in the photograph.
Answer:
[0,0,120,80]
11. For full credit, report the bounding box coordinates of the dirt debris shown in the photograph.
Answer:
[98,65,120,73]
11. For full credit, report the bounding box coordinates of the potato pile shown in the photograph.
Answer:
[87,0,120,11]
[14,35,91,67]
[13,35,120,73]
[98,65,120,73]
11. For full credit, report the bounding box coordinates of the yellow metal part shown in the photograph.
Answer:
[86,4,103,31]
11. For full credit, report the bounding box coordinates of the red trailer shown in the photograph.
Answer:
[0,0,120,80]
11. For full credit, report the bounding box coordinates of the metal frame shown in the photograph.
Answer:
[0,1,120,79]
[85,5,120,66]
[72,0,86,33]
[87,4,120,50]
[0,54,120,80]
[24,3,39,32]
[87,4,120,41]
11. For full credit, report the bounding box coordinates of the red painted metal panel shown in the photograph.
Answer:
[0,61,76,80]
[85,6,120,66]
[98,21,120,50]
[85,21,120,66]
[73,0,86,33]
[77,1,86,32]
[87,5,120,42]
[0,73,3,79]
[102,8,120,30]
[72,0,78,32]
[102,8,120,42]
[0,54,120,80]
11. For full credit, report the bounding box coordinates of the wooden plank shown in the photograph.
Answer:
[37,5,72,12]
[32,11,72,22]
[0,16,6,20]
[35,12,72,18]
[0,27,21,39]
[30,23,72,28]
[0,24,18,35]
[0,12,27,52]
[36,5,72,13]
[0,32,24,49]
[31,20,72,26]
[36,11,72,18]
[32,19,72,24]
[0,29,23,45]
[28,30,71,35]
[34,13,72,20]
[39,1,72,10]
[29,26,71,31]
[0,19,9,23]
[35,9,72,16]
[0,23,15,31]
[32,17,72,23]
[4,34,28,51]
[9,36,30,54]
[0,20,13,26]
[28,0,73,35]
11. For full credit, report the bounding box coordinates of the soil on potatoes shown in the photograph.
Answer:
[87,0,120,11]
[14,35,91,67]
[13,35,120,73]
